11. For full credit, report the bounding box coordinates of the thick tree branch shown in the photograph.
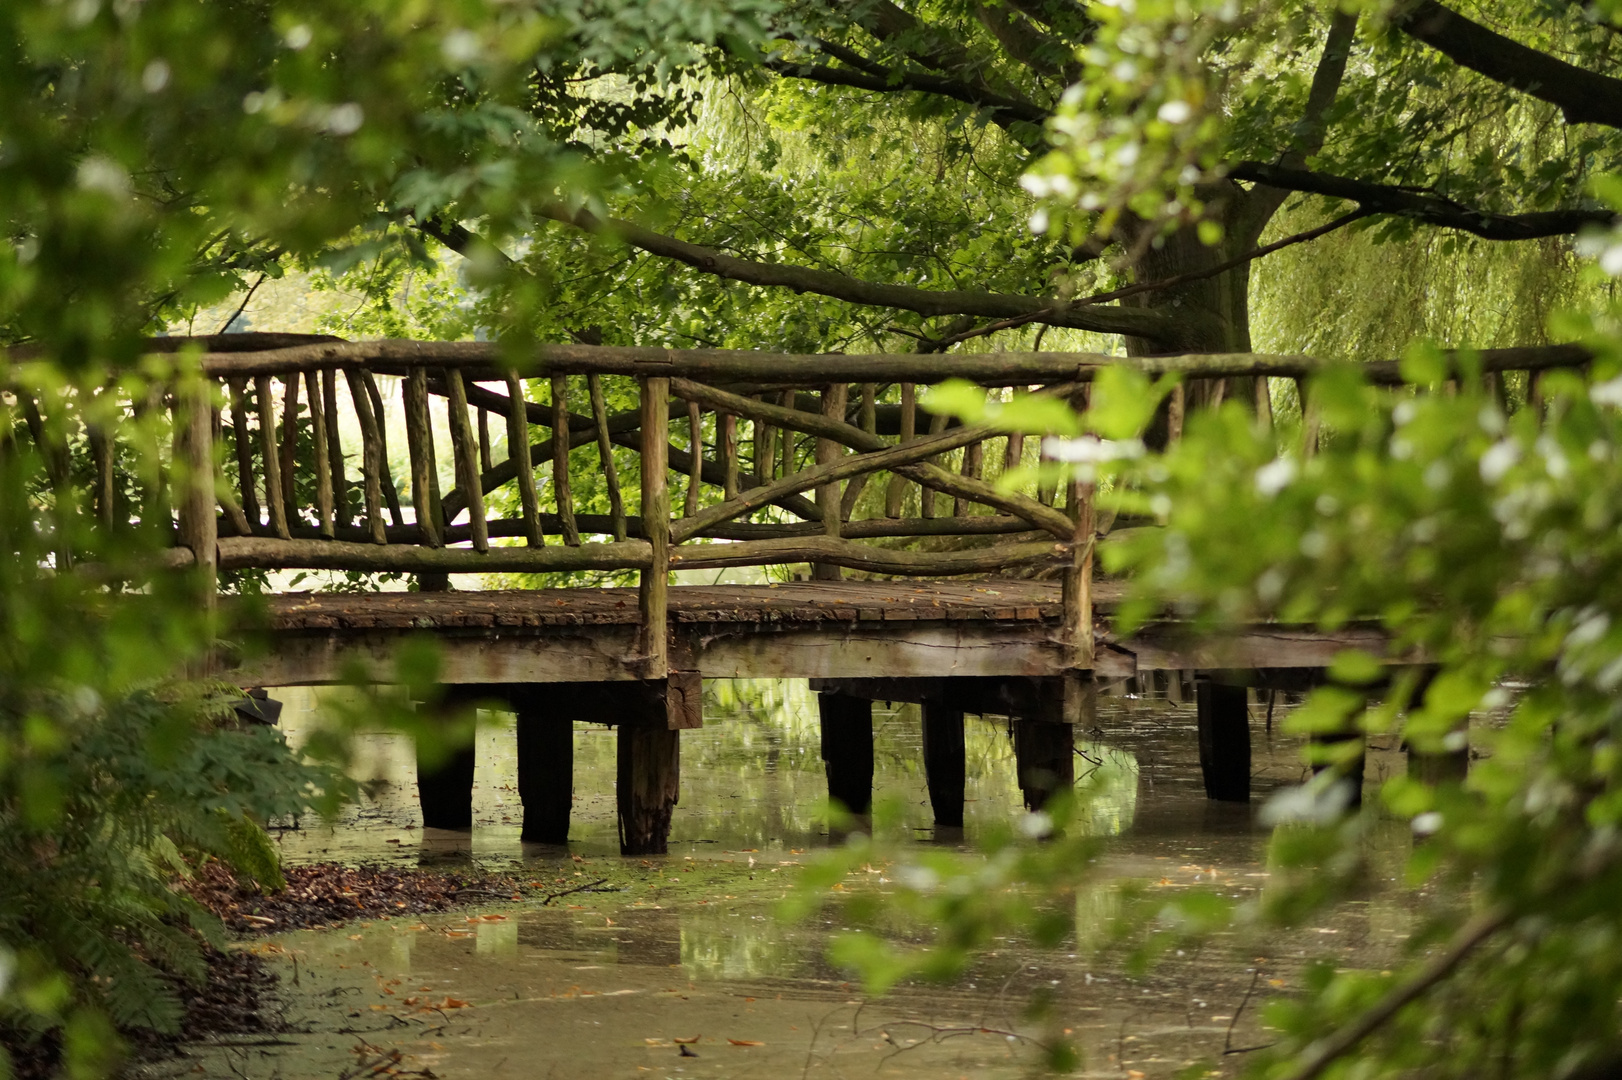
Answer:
[970,0,1080,84]
[1238,9,1360,243]
[840,0,1036,109]
[1228,161,1616,240]
[539,204,1191,344]
[1394,0,1622,129]
[763,55,1048,133]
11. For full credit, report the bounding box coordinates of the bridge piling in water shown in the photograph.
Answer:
[920,703,966,828]
[818,692,875,820]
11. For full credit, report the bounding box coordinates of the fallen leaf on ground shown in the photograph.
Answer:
[727,1039,764,1047]
[672,1036,700,1045]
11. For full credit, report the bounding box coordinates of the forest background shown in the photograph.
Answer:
[5,1,1622,1079]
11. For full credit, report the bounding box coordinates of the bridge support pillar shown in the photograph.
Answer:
[818,692,873,819]
[617,716,679,856]
[1196,680,1251,802]
[515,708,573,844]
[921,703,965,828]
[1013,718,1073,812]
[417,742,476,831]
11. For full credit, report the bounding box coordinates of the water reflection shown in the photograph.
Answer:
[272,679,1141,864]
[219,680,1437,1080]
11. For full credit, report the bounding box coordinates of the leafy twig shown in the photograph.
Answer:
[541,877,609,905]
[1277,906,1510,1080]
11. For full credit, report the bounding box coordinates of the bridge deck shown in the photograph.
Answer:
[231,578,1387,688]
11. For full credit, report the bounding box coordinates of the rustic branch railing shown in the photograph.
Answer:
[3,336,1593,680]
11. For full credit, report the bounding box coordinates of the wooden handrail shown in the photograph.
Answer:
[10,341,1578,687]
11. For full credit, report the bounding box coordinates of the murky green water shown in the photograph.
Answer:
[155,681,1425,1080]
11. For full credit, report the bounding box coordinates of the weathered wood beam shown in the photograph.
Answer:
[175,339,1593,385]
[216,536,652,573]
[668,536,1061,575]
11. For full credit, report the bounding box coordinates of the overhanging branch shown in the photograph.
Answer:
[1228,162,1615,240]
[539,203,1190,344]
[1394,1,1622,129]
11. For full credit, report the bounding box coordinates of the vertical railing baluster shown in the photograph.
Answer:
[954,438,983,517]
[587,374,626,542]
[753,395,774,488]
[212,397,250,538]
[305,371,334,538]
[639,376,671,679]
[404,368,443,547]
[1167,382,1186,444]
[321,370,346,525]
[444,367,488,553]
[885,382,915,519]
[684,399,702,518]
[502,372,542,547]
[228,379,260,531]
[721,412,738,501]
[278,372,299,530]
[254,375,290,539]
[343,369,386,545]
[813,382,847,581]
[550,374,580,547]
[777,390,795,481]
[919,411,947,518]
[478,407,493,475]
[361,370,405,527]
[840,383,877,518]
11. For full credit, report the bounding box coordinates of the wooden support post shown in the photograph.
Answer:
[617,715,680,856]
[1013,718,1073,811]
[1404,669,1468,784]
[477,407,493,475]
[818,692,873,817]
[174,379,218,606]
[417,691,476,830]
[1196,680,1251,802]
[417,743,476,830]
[813,383,847,581]
[515,708,572,844]
[639,377,671,680]
[921,702,966,828]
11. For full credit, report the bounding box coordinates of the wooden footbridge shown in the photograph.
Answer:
[25,335,1576,852]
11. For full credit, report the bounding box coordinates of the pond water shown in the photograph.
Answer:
[161,681,1428,1080]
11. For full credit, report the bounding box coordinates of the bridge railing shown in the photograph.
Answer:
[7,337,1588,676]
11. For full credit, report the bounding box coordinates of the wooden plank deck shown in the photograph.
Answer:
[225,578,1398,688]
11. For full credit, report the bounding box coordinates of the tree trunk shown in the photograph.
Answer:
[1123,188,1272,448]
